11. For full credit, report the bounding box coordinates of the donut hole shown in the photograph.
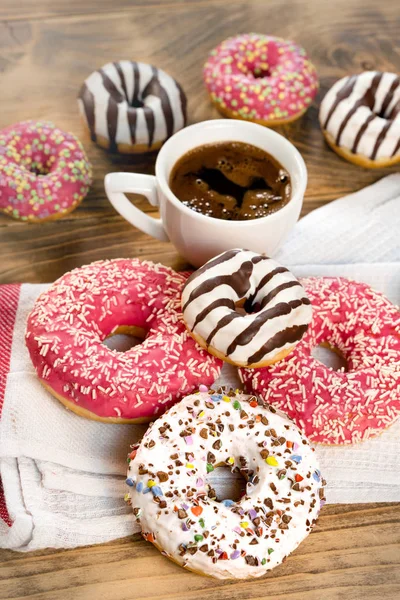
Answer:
[206,465,247,503]
[237,298,262,315]
[312,343,348,372]
[103,325,147,352]
[29,163,50,176]
[131,97,144,109]
[234,301,247,316]
[251,67,271,79]
[376,100,400,120]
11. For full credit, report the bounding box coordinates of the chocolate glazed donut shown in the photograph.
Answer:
[78,61,187,154]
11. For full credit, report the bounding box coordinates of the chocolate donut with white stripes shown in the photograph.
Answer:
[319,71,400,168]
[181,249,312,368]
[78,61,187,154]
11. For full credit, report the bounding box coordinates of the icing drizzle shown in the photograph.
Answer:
[78,61,187,151]
[320,71,400,160]
[182,249,312,366]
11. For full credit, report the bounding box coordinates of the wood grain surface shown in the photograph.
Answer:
[0,0,399,598]
[1,0,400,283]
[1,502,399,599]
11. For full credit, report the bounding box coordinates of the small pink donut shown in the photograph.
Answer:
[203,33,318,126]
[240,277,400,445]
[0,120,92,222]
[26,259,222,423]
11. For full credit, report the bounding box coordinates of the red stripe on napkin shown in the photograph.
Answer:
[0,478,12,527]
[0,284,22,527]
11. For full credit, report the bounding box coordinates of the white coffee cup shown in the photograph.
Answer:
[104,119,307,267]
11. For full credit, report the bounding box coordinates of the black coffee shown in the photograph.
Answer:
[169,141,291,220]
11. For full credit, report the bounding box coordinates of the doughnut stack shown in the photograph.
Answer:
[26,249,400,579]
[124,249,399,578]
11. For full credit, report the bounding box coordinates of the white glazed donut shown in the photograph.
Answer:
[78,61,187,153]
[126,389,325,580]
[319,71,400,168]
[181,249,312,368]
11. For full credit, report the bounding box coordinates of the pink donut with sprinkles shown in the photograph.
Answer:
[0,120,92,222]
[26,259,222,423]
[203,33,318,126]
[240,277,400,445]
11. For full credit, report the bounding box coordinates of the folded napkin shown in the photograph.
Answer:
[1,174,399,551]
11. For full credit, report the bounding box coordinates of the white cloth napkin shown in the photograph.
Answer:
[1,174,399,551]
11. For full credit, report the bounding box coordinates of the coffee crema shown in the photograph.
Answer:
[169,141,291,220]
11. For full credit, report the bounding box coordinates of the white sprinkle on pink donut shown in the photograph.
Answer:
[240,277,400,445]
[26,259,222,421]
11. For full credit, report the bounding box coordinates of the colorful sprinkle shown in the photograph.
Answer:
[203,34,318,125]
[313,470,321,482]
[211,394,222,402]
[222,499,235,507]
[290,455,302,463]
[0,120,92,222]
[191,506,203,517]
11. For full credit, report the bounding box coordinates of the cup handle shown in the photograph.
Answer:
[104,172,170,242]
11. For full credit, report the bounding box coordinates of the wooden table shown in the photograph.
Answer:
[1,0,399,598]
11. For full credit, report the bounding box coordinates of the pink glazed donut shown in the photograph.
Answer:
[0,120,92,222]
[240,277,400,445]
[26,259,222,423]
[203,33,318,126]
